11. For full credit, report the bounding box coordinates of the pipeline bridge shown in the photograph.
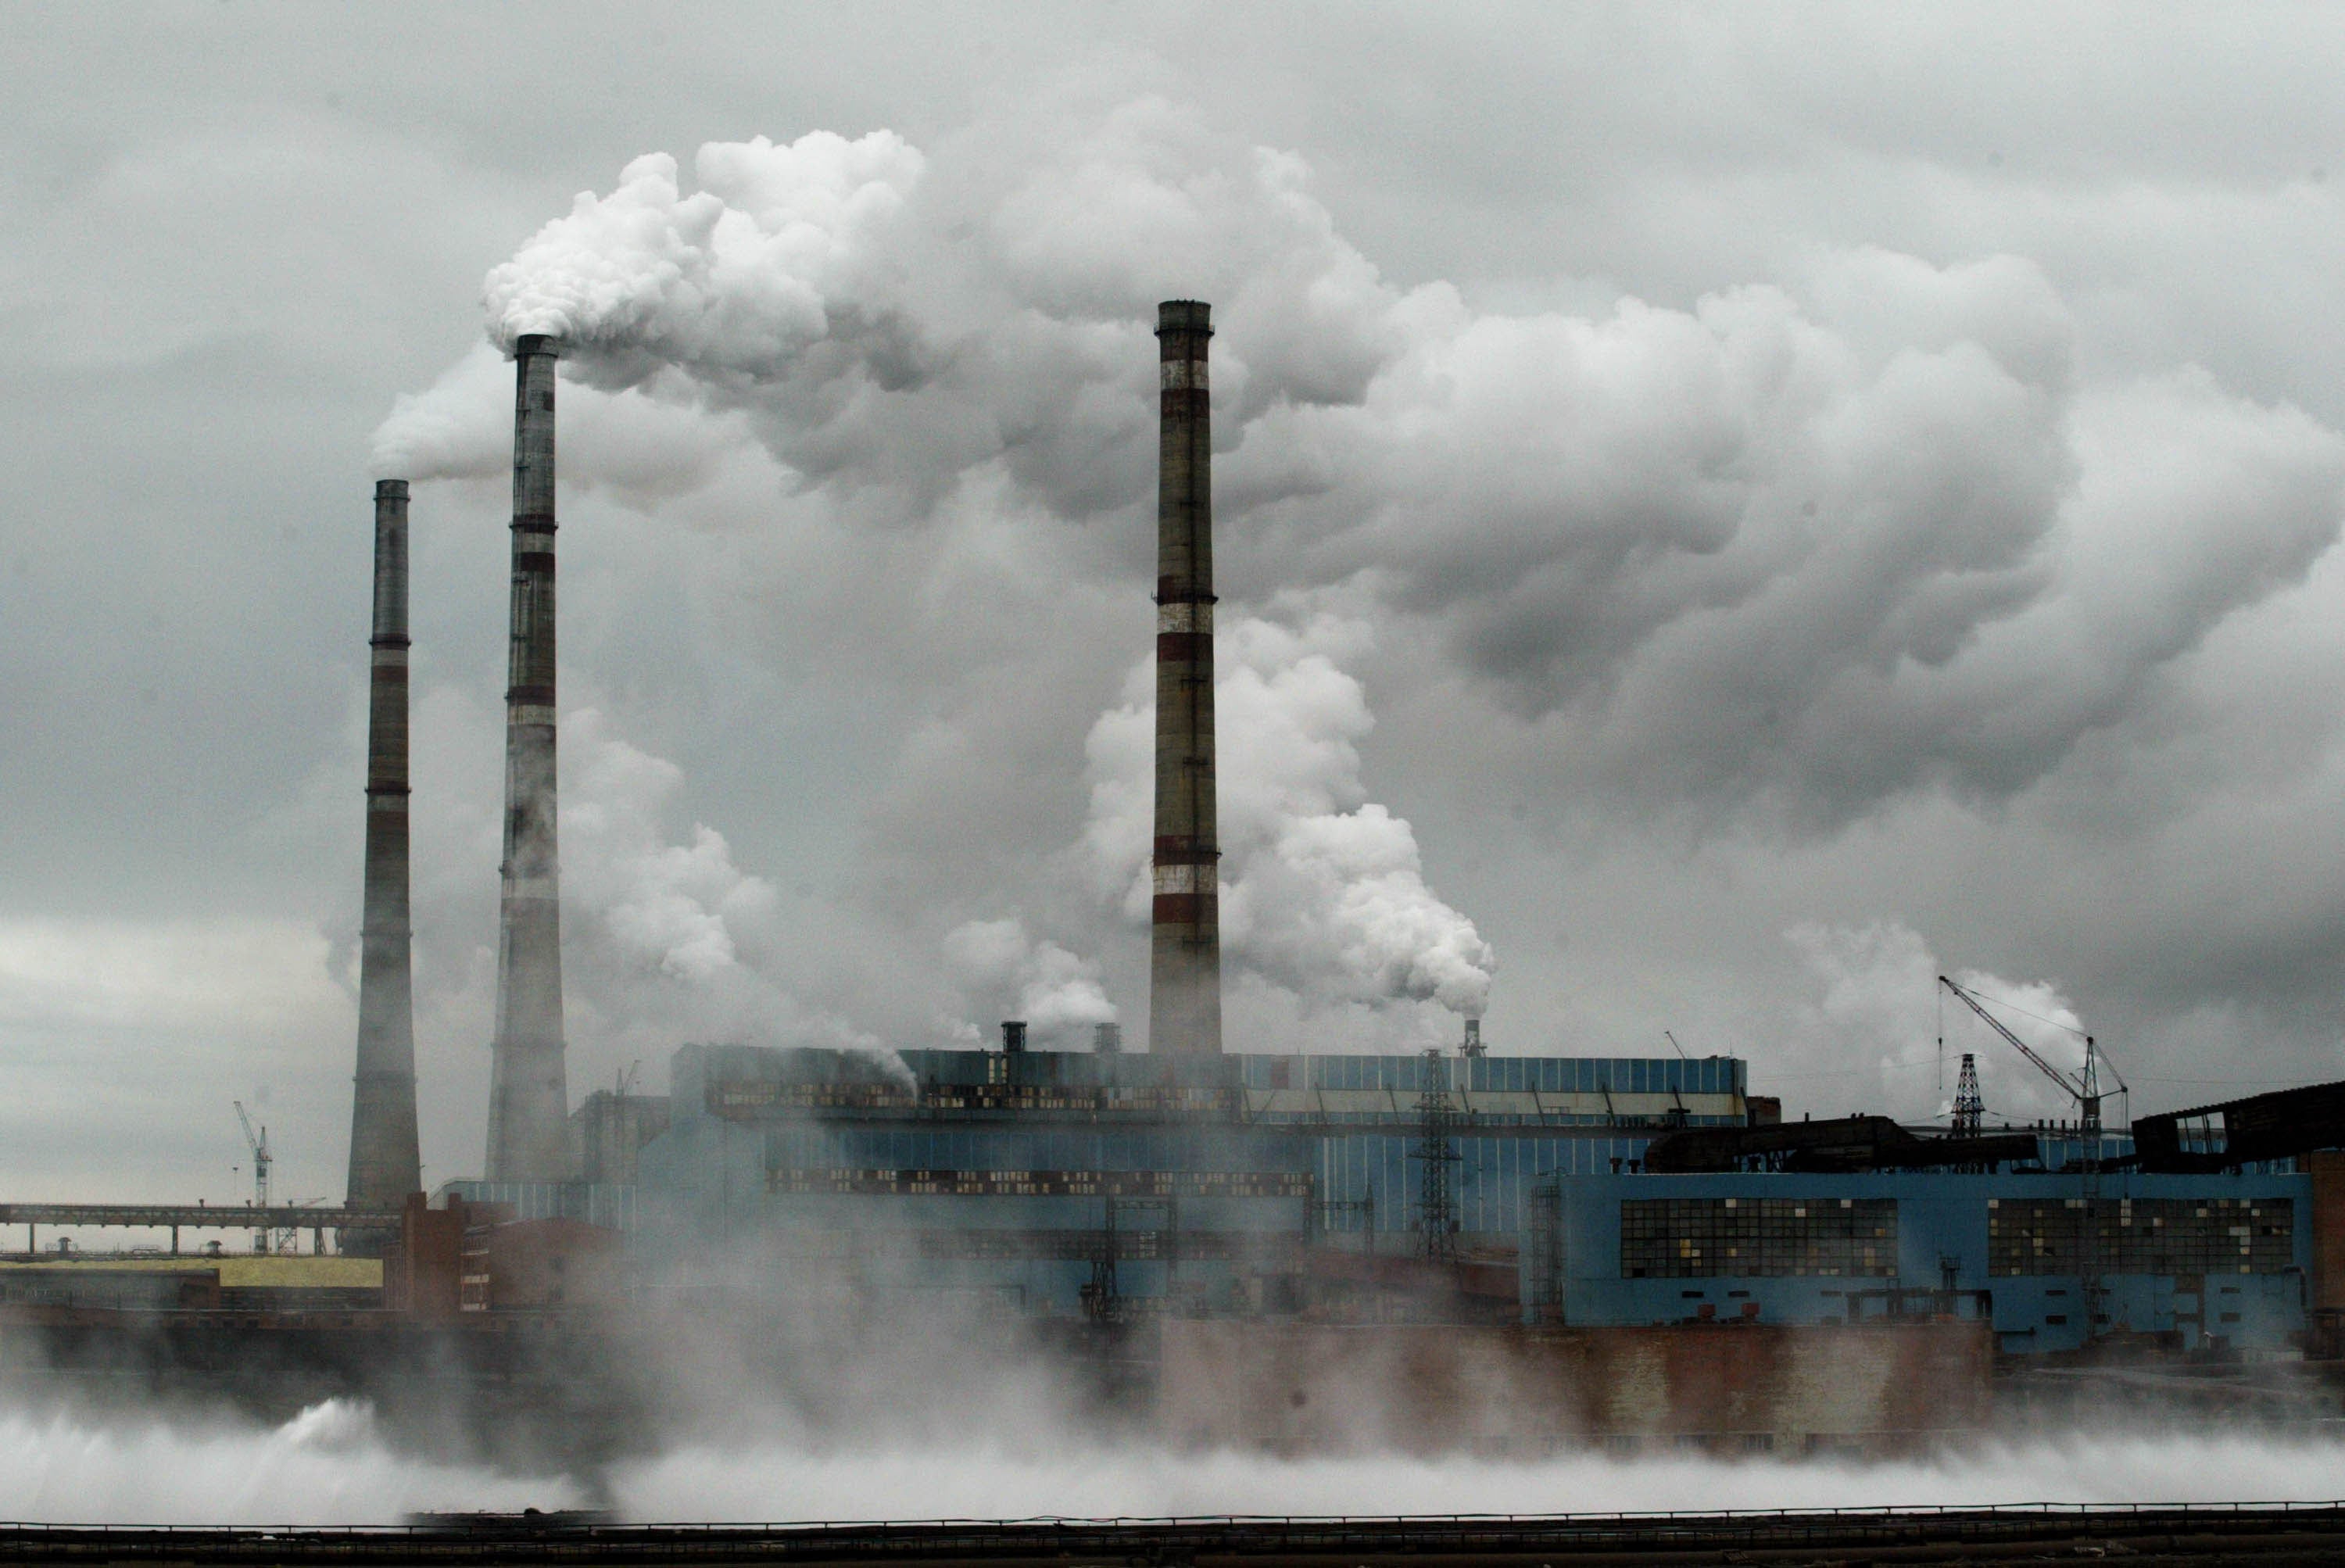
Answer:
[0,1202,402,1255]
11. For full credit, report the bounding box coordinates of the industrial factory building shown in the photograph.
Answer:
[410,292,2345,1372]
[616,1038,1745,1312]
[19,292,2345,1463]
[434,1036,2335,1368]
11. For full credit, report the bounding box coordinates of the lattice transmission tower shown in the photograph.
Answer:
[1412,1047,1461,1265]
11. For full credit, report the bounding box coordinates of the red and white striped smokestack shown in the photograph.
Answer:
[345,479,421,1223]
[1148,300,1223,1055]
[484,333,573,1180]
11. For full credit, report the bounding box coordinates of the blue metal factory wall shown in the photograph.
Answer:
[1315,1132,1663,1238]
[1550,1169,2311,1355]
[633,1041,1747,1314]
[631,1111,1312,1312]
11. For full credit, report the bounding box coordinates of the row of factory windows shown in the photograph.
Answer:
[1611,1197,2299,1280]
[754,1129,1670,1240]
[715,1081,1238,1115]
[761,1126,1310,1176]
[764,1168,1315,1200]
[1240,1055,1746,1097]
[1622,1198,1899,1279]
[1984,1197,2294,1276]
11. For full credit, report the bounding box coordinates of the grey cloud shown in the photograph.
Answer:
[13,5,2345,1197]
[394,114,2345,839]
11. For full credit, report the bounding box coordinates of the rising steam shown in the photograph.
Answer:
[362,102,2345,1072]
[377,113,2345,832]
[13,1395,2345,1524]
[1086,613,1496,1018]
[941,917,1117,1043]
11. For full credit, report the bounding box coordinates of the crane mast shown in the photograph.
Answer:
[1936,976,2100,1137]
[234,1101,274,1255]
[1937,974,2110,1343]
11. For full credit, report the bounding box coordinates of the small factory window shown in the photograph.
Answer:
[1681,1290,1706,1299]
[2045,1314,2068,1325]
[2220,1312,2243,1323]
[2046,1288,2068,1298]
[1726,1290,1750,1298]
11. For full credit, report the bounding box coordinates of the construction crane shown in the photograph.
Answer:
[1936,976,2111,1138]
[1938,974,2127,1342]
[233,1101,273,1255]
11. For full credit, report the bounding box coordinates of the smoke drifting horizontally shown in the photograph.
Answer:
[13,1396,2345,1524]
[361,100,2345,1075]
[381,120,2345,829]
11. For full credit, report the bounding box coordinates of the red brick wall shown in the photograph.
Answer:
[485,1218,622,1310]
[2307,1150,2345,1313]
[1158,1319,1992,1454]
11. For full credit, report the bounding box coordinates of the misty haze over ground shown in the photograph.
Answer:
[12,1395,2345,1525]
[4,3,2344,1220]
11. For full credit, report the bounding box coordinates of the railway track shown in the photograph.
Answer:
[9,1503,2345,1566]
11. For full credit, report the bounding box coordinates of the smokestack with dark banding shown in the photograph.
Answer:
[485,334,573,1180]
[1148,300,1223,1055]
[345,479,422,1226]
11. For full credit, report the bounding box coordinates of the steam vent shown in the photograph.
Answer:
[485,333,573,1180]
[1149,299,1223,1055]
[343,478,422,1217]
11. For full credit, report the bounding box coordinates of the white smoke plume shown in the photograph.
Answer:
[1086,613,1497,1019]
[564,708,779,985]
[0,1399,573,1524]
[17,1395,2345,1523]
[1779,919,2096,1126]
[350,102,2345,1096]
[374,112,2345,833]
[371,342,753,494]
[941,917,1116,1044]
[552,710,903,1082]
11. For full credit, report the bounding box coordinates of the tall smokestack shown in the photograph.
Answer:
[345,479,422,1222]
[1148,300,1223,1055]
[485,334,572,1180]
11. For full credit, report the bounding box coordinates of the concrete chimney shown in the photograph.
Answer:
[1148,300,1223,1054]
[485,334,572,1181]
[345,479,421,1223]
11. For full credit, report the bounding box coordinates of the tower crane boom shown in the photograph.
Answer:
[233,1101,271,1208]
[1936,975,2101,1137]
[1938,973,2125,1344]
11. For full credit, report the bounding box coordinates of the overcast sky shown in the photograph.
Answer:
[6,2,2345,1205]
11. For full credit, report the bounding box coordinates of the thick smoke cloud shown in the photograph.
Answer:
[395,696,906,1122]
[941,918,1116,1044]
[356,106,2345,1072]
[1085,613,1496,1018]
[1778,920,2100,1127]
[380,116,2345,837]
[553,711,909,1079]
[13,9,2345,1199]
